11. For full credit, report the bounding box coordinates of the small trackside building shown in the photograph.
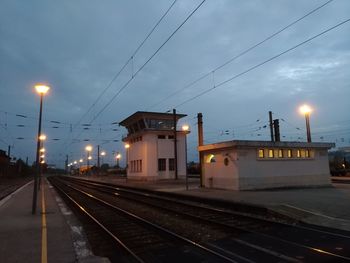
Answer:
[198,140,335,190]
[120,111,189,180]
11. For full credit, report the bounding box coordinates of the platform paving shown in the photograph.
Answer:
[0,178,104,263]
[80,175,350,232]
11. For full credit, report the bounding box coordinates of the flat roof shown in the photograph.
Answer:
[198,140,335,152]
[119,111,187,126]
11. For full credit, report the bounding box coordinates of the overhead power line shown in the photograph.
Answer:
[172,17,350,109]
[146,0,334,110]
[73,0,178,129]
[90,0,207,124]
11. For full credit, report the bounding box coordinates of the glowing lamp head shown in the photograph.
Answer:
[39,134,47,141]
[116,153,121,159]
[182,125,190,131]
[34,84,50,95]
[125,143,130,149]
[40,160,45,164]
[88,156,92,160]
[73,161,77,164]
[299,104,312,115]
[85,145,92,152]
[79,159,83,163]
[39,148,45,153]
[101,151,106,156]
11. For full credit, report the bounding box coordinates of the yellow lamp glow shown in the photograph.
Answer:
[34,84,50,95]
[125,143,130,149]
[85,145,92,152]
[116,153,121,159]
[101,151,106,156]
[299,104,312,115]
[182,124,190,131]
[39,148,45,153]
[39,134,47,141]
[88,156,92,160]
[79,159,83,163]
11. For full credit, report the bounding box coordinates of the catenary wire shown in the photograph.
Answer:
[146,0,335,110]
[172,17,350,109]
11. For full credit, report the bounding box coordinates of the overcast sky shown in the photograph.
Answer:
[1,0,349,168]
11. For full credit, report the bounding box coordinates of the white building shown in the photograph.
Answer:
[198,140,335,190]
[120,111,189,180]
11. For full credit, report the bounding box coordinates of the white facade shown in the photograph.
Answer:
[198,140,334,190]
[120,112,188,180]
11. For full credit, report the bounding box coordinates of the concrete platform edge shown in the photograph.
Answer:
[47,180,110,263]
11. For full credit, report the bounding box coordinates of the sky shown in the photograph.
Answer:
[0,0,349,168]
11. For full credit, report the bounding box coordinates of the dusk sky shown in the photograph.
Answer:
[1,0,349,168]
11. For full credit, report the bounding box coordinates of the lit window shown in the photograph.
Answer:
[287,149,292,158]
[301,149,306,158]
[258,149,264,158]
[306,150,310,158]
[297,150,301,158]
[206,154,216,163]
[278,149,283,158]
[268,149,274,158]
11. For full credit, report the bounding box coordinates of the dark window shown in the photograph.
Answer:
[158,158,166,171]
[158,135,166,139]
[132,122,139,132]
[138,119,146,130]
[168,135,174,139]
[169,158,175,171]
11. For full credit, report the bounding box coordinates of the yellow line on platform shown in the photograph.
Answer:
[41,180,48,263]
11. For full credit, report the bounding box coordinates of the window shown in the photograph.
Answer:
[287,149,292,158]
[168,135,174,139]
[278,149,283,158]
[158,135,166,139]
[138,119,146,130]
[206,154,216,163]
[268,149,274,158]
[258,149,264,158]
[169,158,175,171]
[297,150,301,158]
[158,158,166,171]
[306,150,310,158]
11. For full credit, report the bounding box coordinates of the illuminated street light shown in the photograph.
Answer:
[85,145,93,152]
[125,143,130,149]
[32,83,50,215]
[40,154,45,158]
[116,152,121,168]
[299,104,313,143]
[101,151,106,156]
[182,125,190,190]
[125,143,130,174]
[39,134,47,141]
[40,148,45,153]
[73,161,77,165]
[79,159,83,163]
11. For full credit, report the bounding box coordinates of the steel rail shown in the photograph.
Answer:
[55,178,241,263]
[61,177,350,262]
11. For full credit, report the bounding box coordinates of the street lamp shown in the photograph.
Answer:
[299,104,312,143]
[125,144,130,175]
[32,83,50,214]
[85,145,92,175]
[182,125,190,190]
[116,152,121,168]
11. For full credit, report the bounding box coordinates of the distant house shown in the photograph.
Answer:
[120,111,189,180]
[0,149,10,177]
[198,140,334,190]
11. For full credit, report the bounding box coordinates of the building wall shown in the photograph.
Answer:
[127,132,187,180]
[203,147,331,190]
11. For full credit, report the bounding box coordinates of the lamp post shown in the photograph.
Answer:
[125,144,130,176]
[299,104,312,143]
[38,135,46,190]
[182,125,189,190]
[116,152,121,168]
[32,84,50,215]
[85,145,92,175]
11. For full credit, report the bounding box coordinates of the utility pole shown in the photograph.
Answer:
[97,145,100,175]
[65,155,68,173]
[173,109,178,180]
[273,119,280,142]
[269,111,274,142]
[7,145,11,158]
[197,113,204,187]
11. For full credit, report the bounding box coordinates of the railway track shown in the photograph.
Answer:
[51,176,350,262]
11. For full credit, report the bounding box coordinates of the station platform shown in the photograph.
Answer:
[80,175,350,232]
[0,178,108,263]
